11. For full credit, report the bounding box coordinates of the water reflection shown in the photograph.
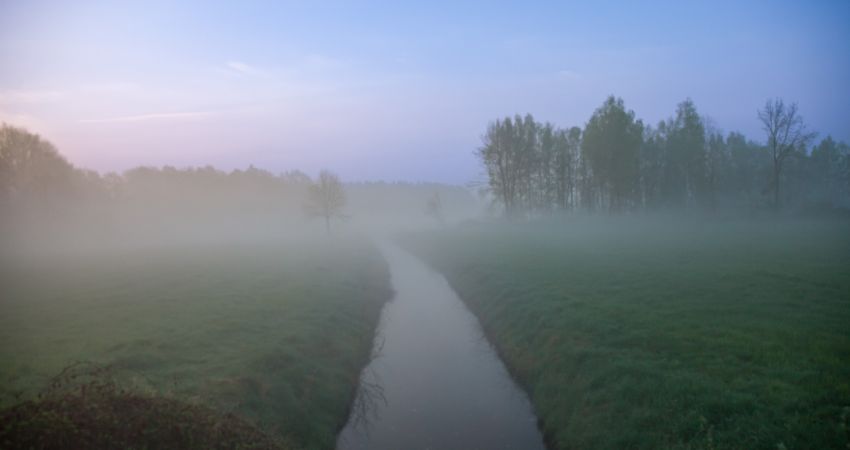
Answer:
[336,244,547,450]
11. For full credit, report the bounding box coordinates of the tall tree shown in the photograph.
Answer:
[515,114,539,213]
[478,117,517,215]
[581,96,644,212]
[477,115,538,216]
[809,136,850,209]
[537,122,557,212]
[725,131,769,206]
[757,99,816,209]
[664,99,706,207]
[705,128,729,210]
[639,122,668,209]
[554,127,580,211]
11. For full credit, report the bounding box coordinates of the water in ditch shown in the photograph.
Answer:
[336,243,547,450]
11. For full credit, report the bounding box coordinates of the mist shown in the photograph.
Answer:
[2,2,850,450]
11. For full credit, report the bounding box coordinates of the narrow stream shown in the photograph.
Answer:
[336,243,547,450]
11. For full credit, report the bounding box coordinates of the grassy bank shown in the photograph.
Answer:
[0,238,391,449]
[402,218,850,449]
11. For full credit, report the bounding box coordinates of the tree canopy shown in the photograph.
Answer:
[475,97,849,216]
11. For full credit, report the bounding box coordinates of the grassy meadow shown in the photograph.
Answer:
[0,238,391,449]
[403,218,850,449]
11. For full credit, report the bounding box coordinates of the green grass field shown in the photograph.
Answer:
[0,238,391,449]
[403,218,850,450]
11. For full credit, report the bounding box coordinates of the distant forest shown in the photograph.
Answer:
[0,123,475,248]
[478,96,849,215]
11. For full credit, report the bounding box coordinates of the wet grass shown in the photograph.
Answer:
[403,218,850,450]
[0,239,392,449]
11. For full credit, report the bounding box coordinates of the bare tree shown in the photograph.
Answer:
[757,99,816,209]
[424,192,444,224]
[305,170,347,234]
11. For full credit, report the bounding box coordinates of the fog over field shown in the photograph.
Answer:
[1,2,849,450]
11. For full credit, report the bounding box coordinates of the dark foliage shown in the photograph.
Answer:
[0,363,291,450]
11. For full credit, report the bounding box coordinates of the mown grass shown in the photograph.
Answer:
[0,238,391,449]
[403,217,850,450]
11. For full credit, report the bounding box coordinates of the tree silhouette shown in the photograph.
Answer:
[758,99,816,210]
[305,170,347,234]
[581,96,643,212]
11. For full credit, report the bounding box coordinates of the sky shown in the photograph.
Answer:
[1,0,849,184]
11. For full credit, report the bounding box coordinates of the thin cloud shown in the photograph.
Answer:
[0,83,143,106]
[226,61,267,76]
[79,111,217,124]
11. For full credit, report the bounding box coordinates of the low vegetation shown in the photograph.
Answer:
[1,363,289,449]
[403,218,850,449]
[0,239,392,449]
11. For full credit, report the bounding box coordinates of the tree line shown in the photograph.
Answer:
[0,123,475,244]
[477,97,849,215]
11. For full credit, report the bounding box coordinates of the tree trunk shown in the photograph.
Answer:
[773,163,781,210]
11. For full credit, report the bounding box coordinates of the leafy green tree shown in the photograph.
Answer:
[639,122,668,209]
[705,126,730,210]
[515,114,539,213]
[664,99,706,207]
[581,96,644,212]
[554,126,581,211]
[809,136,850,209]
[724,131,768,206]
[537,122,558,212]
